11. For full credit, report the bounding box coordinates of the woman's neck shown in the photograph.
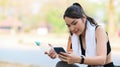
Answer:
[81,28,86,38]
[81,20,87,38]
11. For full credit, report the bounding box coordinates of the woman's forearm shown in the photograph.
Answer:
[75,56,106,65]
[83,56,106,65]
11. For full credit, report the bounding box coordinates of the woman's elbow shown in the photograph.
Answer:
[98,57,106,65]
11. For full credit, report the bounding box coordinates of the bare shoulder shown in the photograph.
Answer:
[95,26,106,35]
[95,26,108,40]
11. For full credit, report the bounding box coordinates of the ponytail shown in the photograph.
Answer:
[73,3,82,8]
[87,16,98,26]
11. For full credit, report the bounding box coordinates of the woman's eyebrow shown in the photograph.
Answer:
[66,19,76,25]
[71,20,76,24]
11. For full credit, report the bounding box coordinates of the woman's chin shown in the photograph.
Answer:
[74,32,80,36]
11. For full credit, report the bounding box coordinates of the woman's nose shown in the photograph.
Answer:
[70,26,75,32]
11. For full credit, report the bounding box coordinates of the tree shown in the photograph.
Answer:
[108,0,115,37]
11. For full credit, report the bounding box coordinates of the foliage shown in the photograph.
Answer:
[45,8,68,33]
[0,0,120,34]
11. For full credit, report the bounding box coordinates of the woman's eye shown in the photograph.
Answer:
[73,22,77,25]
[66,24,70,27]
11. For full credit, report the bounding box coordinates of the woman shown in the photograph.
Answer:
[45,2,114,67]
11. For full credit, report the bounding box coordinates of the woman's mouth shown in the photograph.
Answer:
[74,31,78,34]
[74,30,81,35]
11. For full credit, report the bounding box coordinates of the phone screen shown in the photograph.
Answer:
[54,47,66,54]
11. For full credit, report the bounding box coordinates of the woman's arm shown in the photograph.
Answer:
[83,26,108,65]
[67,36,73,53]
[60,26,108,65]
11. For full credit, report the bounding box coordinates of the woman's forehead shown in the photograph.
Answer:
[65,17,75,22]
[65,17,80,23]
[65,17,75,23]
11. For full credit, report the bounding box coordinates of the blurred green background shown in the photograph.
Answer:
[0,0,120,35]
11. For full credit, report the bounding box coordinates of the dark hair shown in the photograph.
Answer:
[63,2,97,26]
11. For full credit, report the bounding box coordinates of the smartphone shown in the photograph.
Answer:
[54,47,66,54]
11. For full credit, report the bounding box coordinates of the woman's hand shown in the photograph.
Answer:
[58,52,81,64]
[44,44,57,59]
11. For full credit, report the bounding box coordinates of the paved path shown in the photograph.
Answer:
[0,34,120,67]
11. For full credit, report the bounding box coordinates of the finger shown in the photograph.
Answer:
[59,56,67,62]
[48,44,53,48]
[49,51,55,57]
[67,52,71,54]
[50,53,56,58]
[59,54,67,60]
[48,44,55,51]
[60,52,69,57]
[49,49,55,55]
[51,54,57,59]
[48,49,56,57]
[67,58,73,64]
[44,51,48,54]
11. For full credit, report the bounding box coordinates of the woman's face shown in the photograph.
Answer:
[64,17,86,36]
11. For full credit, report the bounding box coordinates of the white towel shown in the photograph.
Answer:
[71,21,103,67]
[71,33,81,56]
